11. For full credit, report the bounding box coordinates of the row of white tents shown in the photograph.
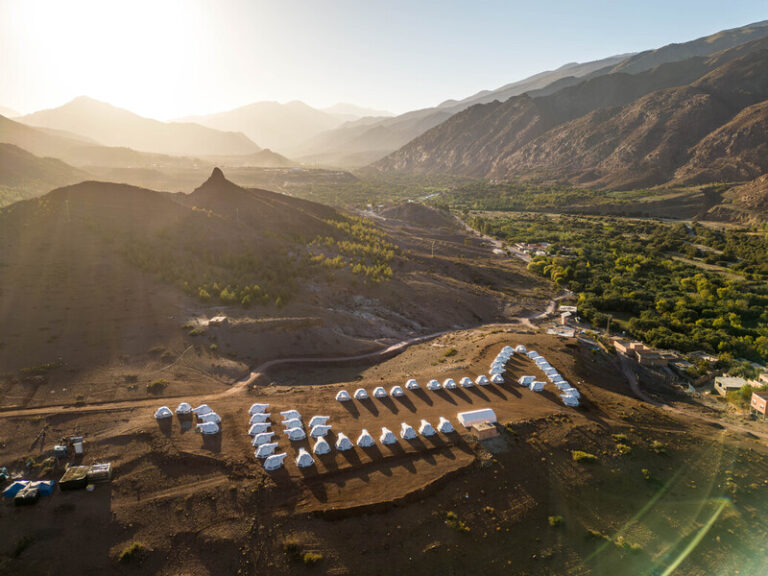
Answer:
[154,402,221,434]
[334,374,504,403]
[522,349,580,407]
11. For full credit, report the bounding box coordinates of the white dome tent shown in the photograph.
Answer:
[390,385,405,397]
[308,415,330,428]
[380,427,397,444]
[313,437,331,455]
[491,373,505,384]
[437,417,455,433]
[249,403,269,415]
[264,453,287,471]
[529,381,546,392]
[282,418,303,429]
[154,406,172,419]
[372,386,388,399]
[443,378,457,389]
[335,433,354,451]
[199,412,221,424]
[405,379,419,390]
[336,390,352,402]
[515,345,527,353]
[296,449,314,468]
[192,404,213,417]
[475,375,490,386]
[518,375,535,386]
[309,425,332,438]
[356,429,375,447]
[459,377,474,388]
[354,388,369,400]
[285,427,307,441]
[175,402,192,415]
[197,422,220,435]
[419,419,436,436]
[249,413,269,425]
[280,409,301,420]
[427,379,441,391]
[255,442,278,458]
[252,432,275,446]
[248,423,270,436]
[561,394,579,407]
[400,423,417,440]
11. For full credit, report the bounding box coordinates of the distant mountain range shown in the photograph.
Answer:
[375,20,768,190]
[18,96,261,156]
[0,106,18,118]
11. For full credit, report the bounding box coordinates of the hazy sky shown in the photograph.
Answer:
[1,0,766,119]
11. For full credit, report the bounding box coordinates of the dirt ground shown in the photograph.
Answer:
[3,328,768,575]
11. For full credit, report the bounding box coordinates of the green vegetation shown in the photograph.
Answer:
[548,515,564,527]
[118,541,149,564]
[302,552,324,566]
[615,443,632,456]
[470,213,768,364]
[444,347,458,357]
[572,450,598,463]
[445,511,471,533]
[146,379,169,395]
[19,360,63,376]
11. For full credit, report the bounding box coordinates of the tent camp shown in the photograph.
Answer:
[296,448,314,468]
[255,442,278,458]
[372,386,388,398]
[335,433,354,451]
[285,427,307,441]
[400,423,417,440]
[192,404,213,416]
[249,413,269,425]
[199,412,221,424]
[252,432,275,445]
[518,375,535,386]
[419,419,436,436]
[280,410,301,420]
[457,408,497,427]
[308,415,330,428]
[264,453,287,471]
[437,417,455,433]
[313,437,331,455]
[176,402,192,415]
[248,423,270,435]
[197,422,220,435]
[249,403,269,415]
[380,427,397,444]
[475,375,490,386]
[427,379,441,391]
[390,385,405,397]
[405,379,419,390]
[529,381,546,392]
[154,406,172,419]
[309,424,332,438]
[357,429,375,447]
[354,388,369,400]
[336,390,352,402]
[491,373,505,384]
[459,377,474,388]
[282,418,303,429]
[443,378,457,389]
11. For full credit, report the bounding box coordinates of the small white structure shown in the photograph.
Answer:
[264,453,287,471]
[285,427,307,441]
[561,395,579,407]
[197,422,220,435]
[529,381,546,392]
[419,419,436,436]
[308,415,330,428]
[561,387,580,398]
[336,390,352,402]
[527,350,540,358]
[400,423,417,440]
[248,423,270,435]
[282,418,303,429]
[248,403,269,415]
[255,442,278,458]
[490,373,505,384]
[199,412,221,424]
[280,409,301,420]
[459,377,474,388]
[335,433,354,451]
[457,408,497,428]
[249,413,270,425]
[502,346,515,355]
[309,424,332,438]
[372,386,388,398]
[154,406,172,420]
[405,378,419,390]
[443,378,457,389]
[380,427,397,444]
[555,380,571,390]
[515,345,527,353]
[475,375,490,386]
[313,437,331,455]
[295,448,314,468]
[489,366,506,375]
[192,404,213,417]
[354,388,369,400]
[252,432,275,446]
[437,417,455,433]
[356,429,375,447]
[175,402,192,415]
[427,379,441,391]
[518,375,536,386]
[390,385,405,397]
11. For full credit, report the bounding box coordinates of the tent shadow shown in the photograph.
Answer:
[486,386,508,400]
[394,395,417,412]
[157,418,172,437]
[378,397,399,414]
[202,432,222,452]
[304,479,328,502]
[434,390,457,405]
[341,402,360,418]
[340,448,362,466]
[359,399,379,416]
[422,433,444,448]
[467,387,489,401]
[178,414,194,434]
[411,388,433,406]
[317,452,339,472]
[451,388,472,404]
[361,444,383,461]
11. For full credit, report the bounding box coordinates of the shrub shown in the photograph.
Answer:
[571,450,598,463]
[445,511,471,533]
[444,348,458,357]
[649,440,667,454]
[12,536,33,558]
[614,536,642,553]
[188,327,205,337]
[303,552,323,566]
[118,541,149,563]
[146,379,169,395]
[615,443,632,456]
[548,515,564,527]
[642,468,652,481]
[612,433,629,443]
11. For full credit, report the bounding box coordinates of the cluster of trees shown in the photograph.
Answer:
[473,214,768,364]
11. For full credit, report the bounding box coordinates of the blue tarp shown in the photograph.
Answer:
[3,480,29,499]
[30,481,55,496]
